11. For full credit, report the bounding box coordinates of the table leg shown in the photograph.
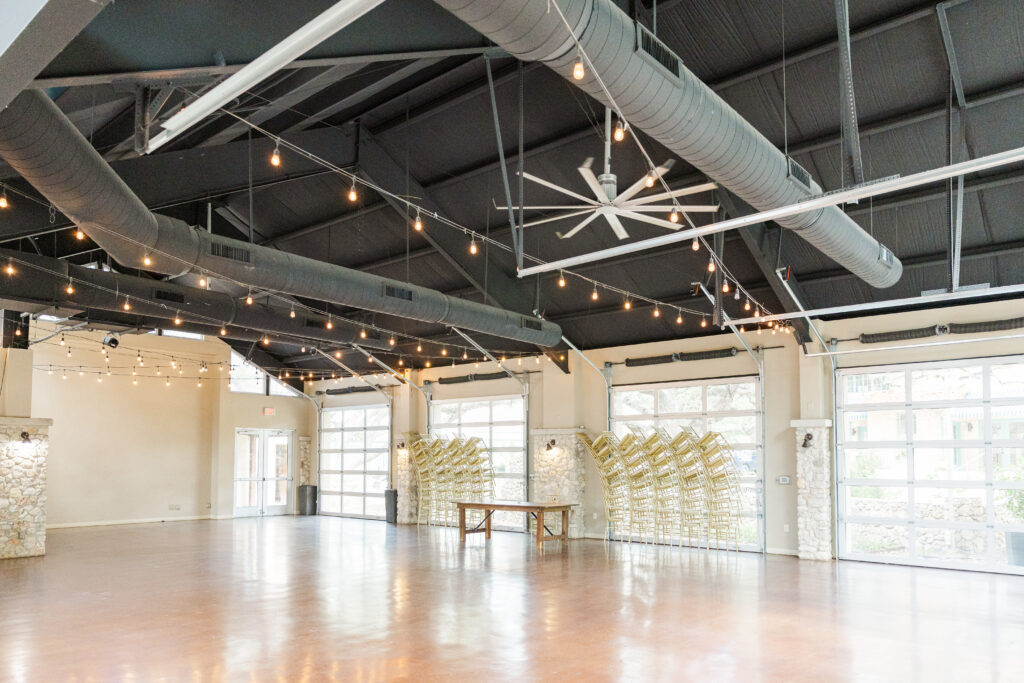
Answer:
[485,511,492,539]
[536,510,544,549]
[459,506,466,543]
[562,509,569,541]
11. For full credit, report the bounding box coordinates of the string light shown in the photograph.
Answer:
[389,336,396,346]
[691,238,700,251]
[347,181,358,202]
[591,284,599,301]
[462,351,468,360]
[219,327,227,336]
[572,49,585,80]
[557,272,566,288]
[62,370,67,381]
[469,236,478,255]
[669,209,679,223]
[262,336,270,345]
[4,261,14,276]
[359,329,367,339]
[675,311,683,325]
[173,312,182,325]
[65,280,75,294]
[700,316,708,328]
[198,276,207,288]
[644,173,656,188]
[398,358,404,366]
[270,143,281,167]
[416,344,422,353]
[75,229,85,240]
[122,298,131,311]
[143,254,152,267]
[652,307,660,318]
[744,299,752,311]
[441,347,448,356]
[623,298,631,311]
[0,189,8,209]
[734,288,741,301]
[425,361,432,368]
[613,120,626,142]
[413,211,423,231]
[325,317,333,330]
[66,347,72,358]
[60,335,65,346]
[290,307,296,318]
[722,280,730,294]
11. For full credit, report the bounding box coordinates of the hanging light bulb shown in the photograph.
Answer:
[754,308,761,318]
[136,353,142,362]
[75,229,85,241]
[734,288,741,301]
[132,377,138,386]
[653,307,661,318]
[425,361,432,368]
[744,299,752,311]
[67,347,72,358]
[14,327,21,337]
[65,280,75,294]
[325,317,333,330]
[245,290,253,305]
[388,336,396,346]
[700,316,708,328]
[572,50,585,80]
[613,120,627,142]
[591,285,599,301]
[462,351,468,360]
[0,189,8,209]
[289,307,296,319]
[413,211,422,232]
[557,272,566,288]
[60,335,65,346]
[123,298,132,311]
[173,312,182,325]
[262,336,270,345]
[441,347,448,356]
[398,358,404,367]
[332,350,342,359]
[669,209,679,223]
[171,358,177,369]
[416,343,422,353]
[691,238,700,252]
[675,311,683,325]
[270,144,281,167]
[644,173,656,188]
[4,261,15,276]
[347,181,358,202]
[165,377,171,387]
[220,327,227,336]
[623,298,631,311]
[198,276,207,289]
[62,370,67,381]
[722,280,730,294]
[359,329,367,339]
[143,254,152,267]
[469,236,478,255]
[707,258,716,273]
[500,355,507,362]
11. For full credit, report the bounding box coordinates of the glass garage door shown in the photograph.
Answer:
[611,376,764,551]
[430,395,527,530]
[319,404,390,519]
[838,357,1024,574]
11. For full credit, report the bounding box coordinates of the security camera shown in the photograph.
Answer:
[101,333,119,349]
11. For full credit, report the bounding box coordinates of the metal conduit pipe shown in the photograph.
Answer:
[0,91,563,347]
[0,249,393,350]
[431,0,903,288]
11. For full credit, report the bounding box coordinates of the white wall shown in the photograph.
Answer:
[30,324,312,527]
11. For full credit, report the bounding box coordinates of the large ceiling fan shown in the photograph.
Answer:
[498,112,719,240]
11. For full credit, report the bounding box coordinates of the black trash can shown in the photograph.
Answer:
[384,489,398,524]
[297,485,317,516]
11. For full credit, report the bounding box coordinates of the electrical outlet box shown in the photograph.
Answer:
[777,475,791,485]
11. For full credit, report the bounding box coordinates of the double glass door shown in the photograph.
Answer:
[234,429,293,516]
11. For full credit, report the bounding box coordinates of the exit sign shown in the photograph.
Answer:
[263,407,276,416]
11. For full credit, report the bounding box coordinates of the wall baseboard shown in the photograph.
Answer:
[47,515,212,529]
[766,547,799,556]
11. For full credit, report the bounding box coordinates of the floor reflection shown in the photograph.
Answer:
[0,518,1021,680]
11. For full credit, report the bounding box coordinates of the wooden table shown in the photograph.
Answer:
[455,500,576,549]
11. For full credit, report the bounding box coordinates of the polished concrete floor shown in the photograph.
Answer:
[2,518,1023,682]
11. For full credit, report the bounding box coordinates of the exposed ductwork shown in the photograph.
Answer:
[0,90,562,346]
[430,0,903,288]
[0,248,394,350]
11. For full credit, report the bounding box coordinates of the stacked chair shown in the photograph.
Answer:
[406,434,495,526]
[578,426,747,550]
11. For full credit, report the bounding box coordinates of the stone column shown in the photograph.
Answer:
[791,419,834,560]
[297,436,312,486]
[0,418,52,559]
[530,429,586,538]
[394,442,417,524]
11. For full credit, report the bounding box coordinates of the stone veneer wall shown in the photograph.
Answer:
[1,418,52,559]
[394,445,418,524]
[792,419,834,560]
[529,429,587,538]
[298,436,312,486]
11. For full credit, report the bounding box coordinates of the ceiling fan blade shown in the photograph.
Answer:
[618,181,718,206]
[619,204,720,213]
[605,214,630,240]
[577,159,610,202]
[618,210,683,231]
[522,208,595,228]
[614,158,677,204]
[519,171,600,205]
[556,212,600,239]
[494,205,596,211]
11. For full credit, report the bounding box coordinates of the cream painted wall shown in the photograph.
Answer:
[29,323,311,526]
